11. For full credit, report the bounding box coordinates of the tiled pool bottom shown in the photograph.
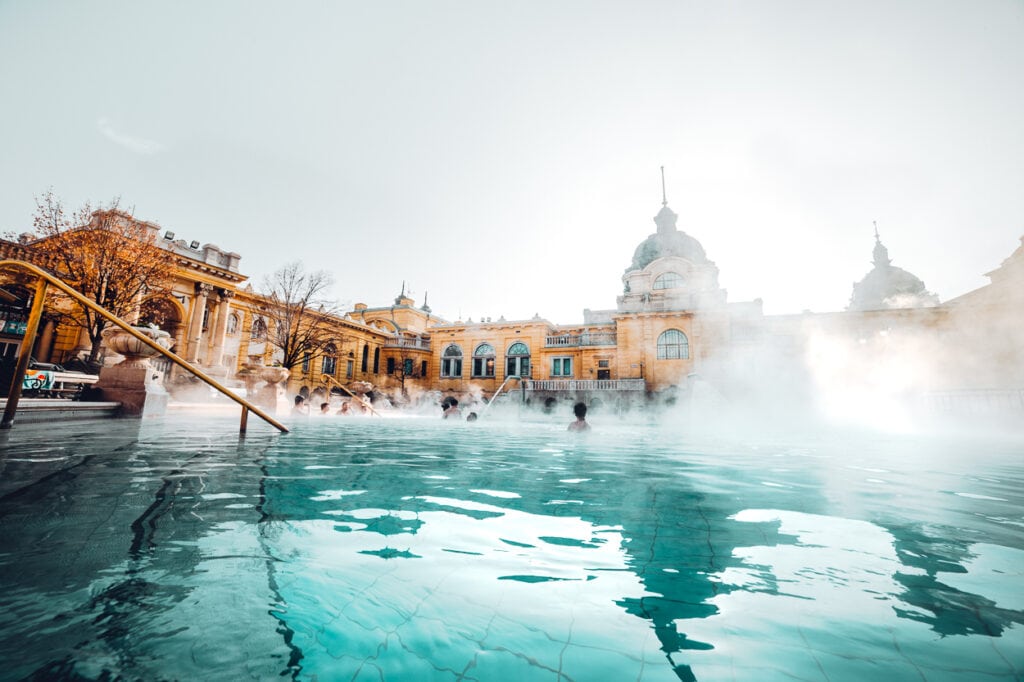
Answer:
[0,416,1021,681]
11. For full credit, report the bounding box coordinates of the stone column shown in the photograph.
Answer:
[186,283,213,364]
[208,289,234,372]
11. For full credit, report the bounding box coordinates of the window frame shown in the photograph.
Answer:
[506,341,531,378]
[322,344,338,375]
[472,343,496,378]
[653,271,684,290]
[656,328,690,360]
[441,343,463,378]
[551,356,573,377]
[250,317,267,340]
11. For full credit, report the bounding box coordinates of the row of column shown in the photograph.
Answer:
[183,283,234,369]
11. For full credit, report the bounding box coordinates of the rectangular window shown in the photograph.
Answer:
[346,360,354,379]
[473,357,495,378]
[322,356,336,375]
[597,359,609,368]
[441,358,462,378]
[421,360,428,377]
[301,353,311,373]
[404,358,414,376]
[387,357,395,374]
[551,357,573,377]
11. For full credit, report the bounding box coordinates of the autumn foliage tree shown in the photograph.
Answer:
[259,261,342,370]
[29,190,174,362]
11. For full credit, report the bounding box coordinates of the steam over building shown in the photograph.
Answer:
[848,226,939,311]
[1,192,1021,417]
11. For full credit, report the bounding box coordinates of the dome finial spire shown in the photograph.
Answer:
[871,221,891,267]
[660,166,667,207]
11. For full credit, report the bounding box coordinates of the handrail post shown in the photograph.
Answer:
[2,278,49,429]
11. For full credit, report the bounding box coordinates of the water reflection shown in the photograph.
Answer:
[0,417,1021,681]
[260,421,1024,681]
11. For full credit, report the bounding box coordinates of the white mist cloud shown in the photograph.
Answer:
[96,117,164,154]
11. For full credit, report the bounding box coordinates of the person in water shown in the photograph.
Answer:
[567,402,590,431]
[442,396,461,419]
[292,395,309,415]
[319,402,330,415]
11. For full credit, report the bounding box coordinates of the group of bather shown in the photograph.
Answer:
[292,393,372,416]
[291,391,590,430]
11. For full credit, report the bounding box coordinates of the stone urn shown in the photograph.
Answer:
[259,366,290,385]
[96,326,173,418]
[102,326,172,368]
[253,365,291,414]
[349,380,374,395]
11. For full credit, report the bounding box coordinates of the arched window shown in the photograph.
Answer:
[657,329,689,360]
[322,343,337,375]
[361,344,369,373]
[250,317,267,340]
[226,313,239,335]
[441,344,462,378]
[138,297,179,330]
[506,341,530,378]
[653,272,683,290]
[472,343,495,378]
[373,347,380,374]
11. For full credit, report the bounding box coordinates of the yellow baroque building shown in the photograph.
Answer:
[2,200,1022,415]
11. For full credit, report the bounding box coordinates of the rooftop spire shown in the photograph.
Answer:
[871,221,891,267]
[660,166,667,207]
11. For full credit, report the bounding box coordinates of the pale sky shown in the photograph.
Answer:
[2,1,1022,324]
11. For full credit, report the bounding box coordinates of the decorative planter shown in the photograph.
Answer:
[102,326,172,368]
[258,366,290,385]
[349,381,374,394]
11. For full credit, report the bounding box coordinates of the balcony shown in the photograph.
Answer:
[522,378,645,392]
[544,333,617,348]
[383,337,431,351]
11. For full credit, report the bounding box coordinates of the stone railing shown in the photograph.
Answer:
[544,333,617,347]
[523,378,645,392]
[383,337,431,351]
[919,388,1024,414]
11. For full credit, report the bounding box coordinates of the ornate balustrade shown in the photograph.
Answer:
[522,378,645,392]
[383,337,431,350]
[544,333,617,348]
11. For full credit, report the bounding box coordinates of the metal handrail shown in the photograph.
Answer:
[479,375,523,416]
[0,259,288,434]
[319,374,382,417]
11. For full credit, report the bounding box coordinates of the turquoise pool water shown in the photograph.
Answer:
[0,414,1021,681]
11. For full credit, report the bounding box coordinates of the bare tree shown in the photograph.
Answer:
[260,261,341,370]
[384,346,426,402]
[29,190,174,362]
